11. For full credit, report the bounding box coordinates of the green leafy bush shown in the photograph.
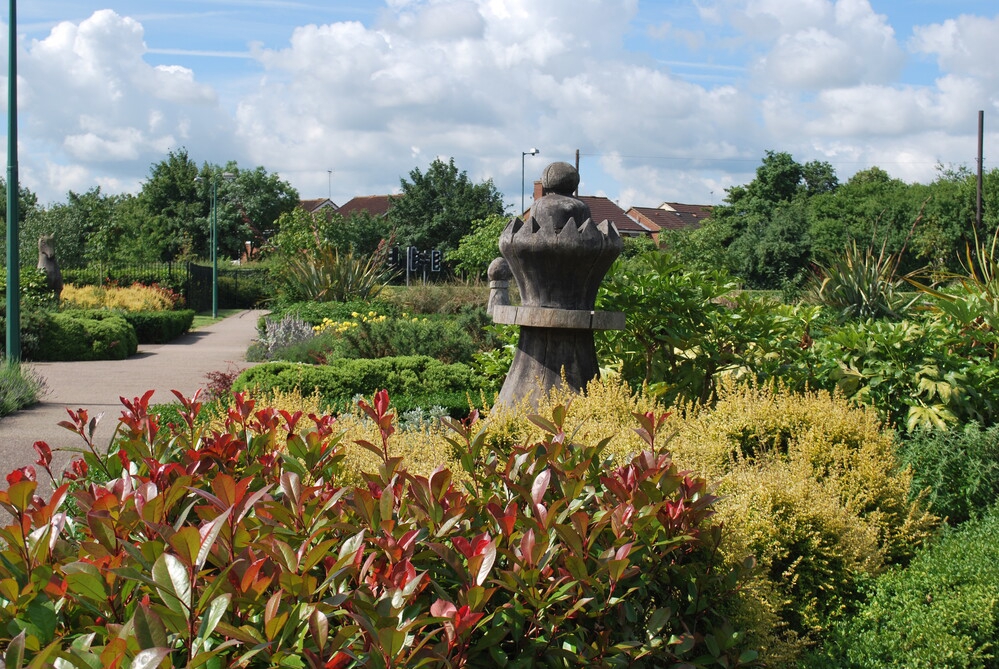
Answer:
[595,252,821,405]
[0,308,51,360]
[0,390,755,668]
[311,312,477,364]
[69,308,195,344]
[898,423,999,525]
[0,267,60,311]
[232,355,485,416]
[35,311,138,361]
[808,508,999,669]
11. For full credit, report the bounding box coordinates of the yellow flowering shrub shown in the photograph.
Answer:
[667,379,937,666]
[313,310,389,335]
[61,283,180,311]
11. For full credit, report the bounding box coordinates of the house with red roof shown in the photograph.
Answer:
[627,202,712,243]
[337,194,399,218]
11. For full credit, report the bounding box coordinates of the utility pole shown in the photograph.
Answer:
[977,110,984,233]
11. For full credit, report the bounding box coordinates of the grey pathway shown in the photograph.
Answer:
[0,310,266,496]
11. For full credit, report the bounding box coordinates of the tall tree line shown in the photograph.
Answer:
[665,152,999,290]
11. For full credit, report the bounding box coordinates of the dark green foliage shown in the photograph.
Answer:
[35,311,138,361]
[217,269,270,308]
[388,157,506,255]
[231,355,484,416]
[117,309,195,344]
[898,424,999,525]
[809,509,999,669]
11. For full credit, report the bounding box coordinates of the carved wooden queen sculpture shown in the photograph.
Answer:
[490,162,624,408]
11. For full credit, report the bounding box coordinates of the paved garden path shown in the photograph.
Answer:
[0,309,266,497]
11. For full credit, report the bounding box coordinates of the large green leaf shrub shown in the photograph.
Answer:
[595,252,821,405]
[0,390,756,668]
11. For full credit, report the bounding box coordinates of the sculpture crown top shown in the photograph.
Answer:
[541,162,579,196]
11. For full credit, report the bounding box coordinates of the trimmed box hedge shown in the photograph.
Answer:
[36,311,138,361]
[72,308,196,344]
[231,355,485,416]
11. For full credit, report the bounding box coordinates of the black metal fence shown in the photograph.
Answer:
[61,262,270,312]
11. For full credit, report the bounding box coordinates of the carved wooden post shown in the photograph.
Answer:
[492,162,624,408]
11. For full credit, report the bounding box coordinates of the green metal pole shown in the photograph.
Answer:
[211,176,218,319]
[6,0,20,361]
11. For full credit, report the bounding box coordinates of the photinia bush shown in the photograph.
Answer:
[0,389,756,668]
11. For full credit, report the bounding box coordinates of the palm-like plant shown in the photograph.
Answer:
[279,242,395,303]
[806,239,917,320]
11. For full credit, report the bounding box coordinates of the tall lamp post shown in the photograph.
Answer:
[521,148,539,214]
[6,0,20,360]
[195,171,235,319]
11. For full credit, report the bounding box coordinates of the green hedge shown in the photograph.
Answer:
[36,311,138,361]
[232,355,484,416]
[71,308,195,344]
[808,508,999,669]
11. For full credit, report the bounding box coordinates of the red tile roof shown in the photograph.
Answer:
[628,203,712,232]
[577,196,653,236]
[298,198,338,213]
[337,195,399,218]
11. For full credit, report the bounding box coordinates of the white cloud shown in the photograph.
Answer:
[910,14,999,85]
[14,9,228,200]
[752,0,904,89]
[6,1,999,210]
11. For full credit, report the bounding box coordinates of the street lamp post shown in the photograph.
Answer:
[195,172,235,319]
[521,148,539,214]
[6,0,20,360]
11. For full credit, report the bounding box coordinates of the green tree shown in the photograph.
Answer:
[0,178,40,265]
[136,148,206,261]
[208,163,299,260]
[448,213,509,278]
[21,188,136,269]
[388,157,506,256]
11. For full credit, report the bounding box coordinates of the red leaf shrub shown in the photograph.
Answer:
[0,390,756,667]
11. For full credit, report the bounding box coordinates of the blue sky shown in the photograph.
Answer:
[3,0,998,212]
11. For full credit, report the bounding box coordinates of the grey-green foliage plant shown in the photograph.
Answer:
[255,314,315,360]
[0,360,46,417]
[807,508,999,669]
[278,245,394,303]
